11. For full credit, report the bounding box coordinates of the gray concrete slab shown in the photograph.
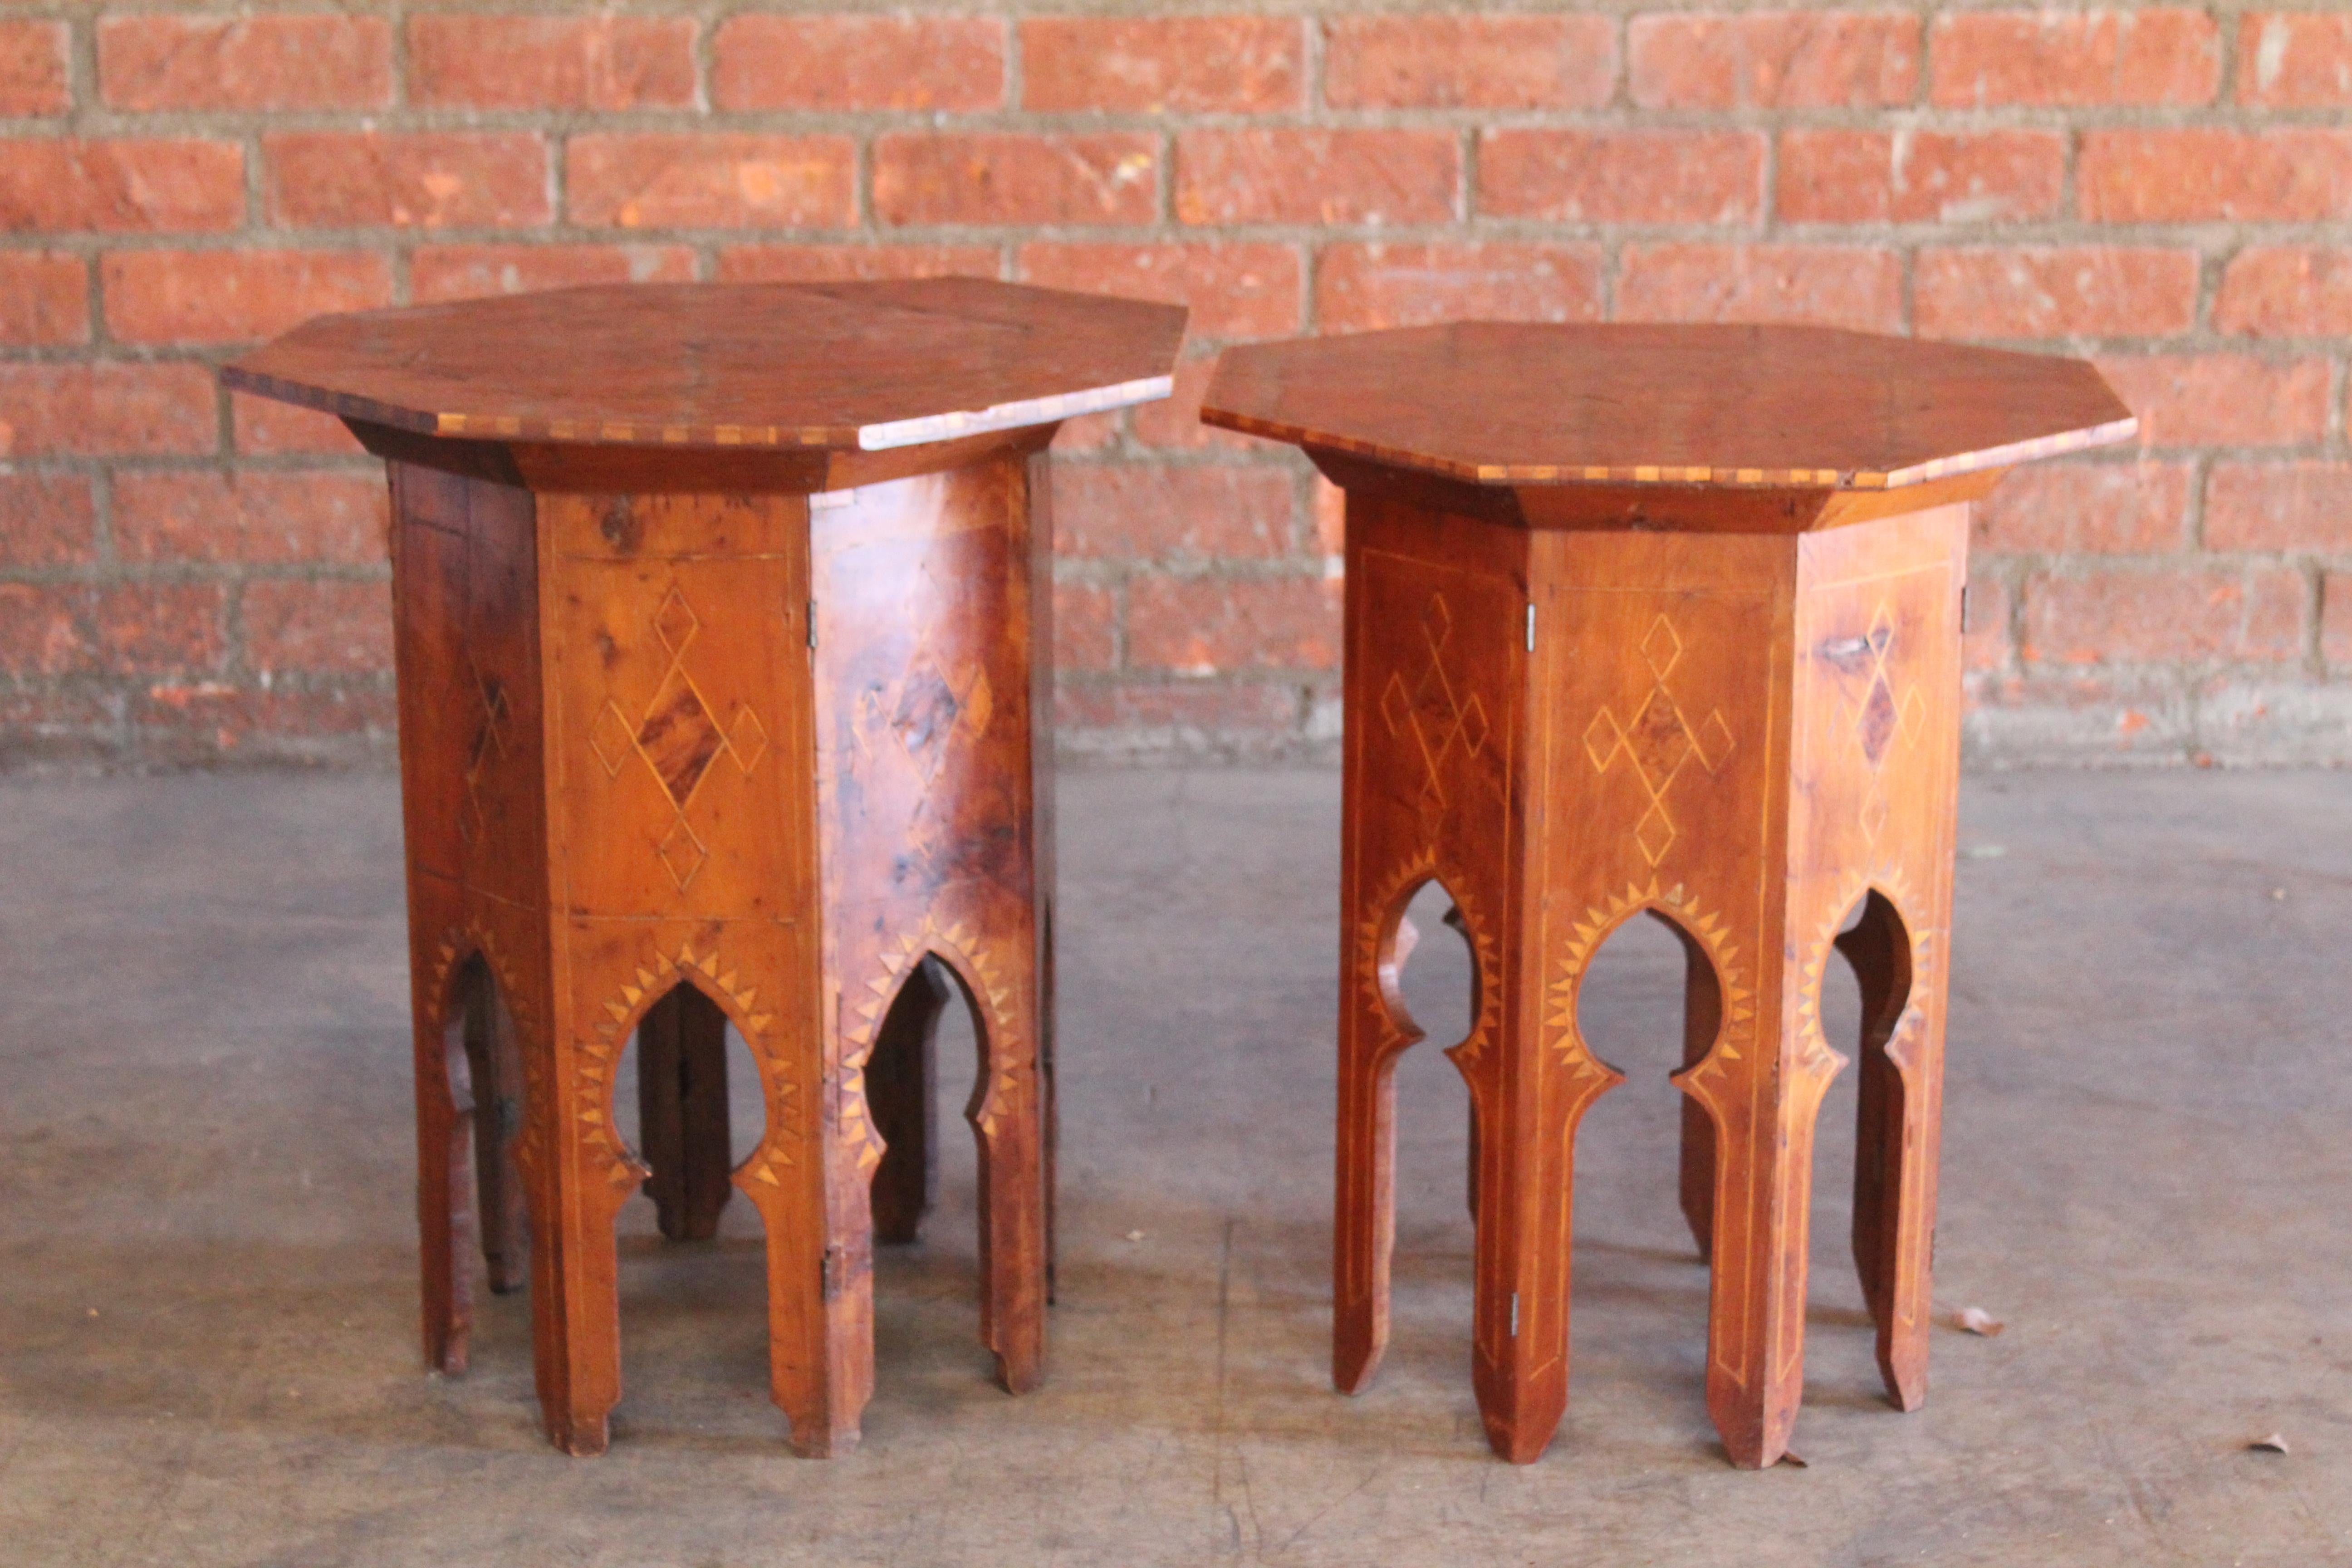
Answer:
[0,767,2347,1567]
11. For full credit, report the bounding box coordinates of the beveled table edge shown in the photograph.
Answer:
[218,365,1177,455]
[1198,407,2140,492]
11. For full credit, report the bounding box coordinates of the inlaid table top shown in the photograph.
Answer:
[1201,323,2135,491]
[220,277,1187,453]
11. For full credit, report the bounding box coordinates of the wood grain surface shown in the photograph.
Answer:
[1203,323,2133,490]
[221,278,1185,452]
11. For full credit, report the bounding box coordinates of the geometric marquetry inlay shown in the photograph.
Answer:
[1823,602,1927,845]
[1377,593,1492,810]
[460,659,511,844]
[579,938,790,1189]
[1583,615,1735,866]
[586,582,770,889]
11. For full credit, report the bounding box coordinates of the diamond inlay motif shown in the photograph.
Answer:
[591,579,769,891]
[1379,593,1492,809]
[1585,614,1735,867]
[461,661,511,843]
[1833,600,1925,846]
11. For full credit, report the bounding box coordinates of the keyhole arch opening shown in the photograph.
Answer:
[862,950,999,1255]
[1385,877,1483,1057]
[1830,888,1916,1064]
[1569,902,1731,1260]
[607,976,771,1192]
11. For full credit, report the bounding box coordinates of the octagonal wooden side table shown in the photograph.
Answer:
[224,279,1185,1456]
[1203,323,2132,1469]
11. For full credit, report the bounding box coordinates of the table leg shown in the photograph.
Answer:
[637,985,733,1242]
[1676,925,1721,1258]
[867,959,946,1246]
[1842,891,1941,1411]
[948,914,1048,1394]
[410,897,474,1376]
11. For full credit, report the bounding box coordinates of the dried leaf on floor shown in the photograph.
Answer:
[2249,1434,2290,1454]
[1952,1306,2005,1336]
[1777,1452,1808,1469]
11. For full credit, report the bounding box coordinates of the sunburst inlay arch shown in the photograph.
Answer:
[579,939,799,1195]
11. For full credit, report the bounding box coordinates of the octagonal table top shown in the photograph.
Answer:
[220,278,1187,453]
[1201,323,2134,490]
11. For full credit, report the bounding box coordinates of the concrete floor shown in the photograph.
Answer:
[0,768,2347,1566]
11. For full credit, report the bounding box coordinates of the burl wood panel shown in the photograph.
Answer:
[1333,485,1965,1470]
[389,447,1055,1459]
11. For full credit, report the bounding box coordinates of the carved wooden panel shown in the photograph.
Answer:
[1788,502,1965,1416]
[1333,493,1538,1447]
[808,446,1052,1401]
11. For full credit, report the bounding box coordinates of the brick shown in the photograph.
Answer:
[1313,473,1346,557]
[0,363,216,456]
[2080,130,2352,223]
[2242,13,2352,106]
[1479,130,1762,224]
[1324,14,1616,109]
[243,580,392,674]
[1127,575,1341,674]
[0,687,119,761]
[1617,244,1904,333]
[97,583,228,676]
[0,139,243,233]
[2205,464,2352,553]
[266,134,549,230]
[569,135,855,230]
[1930,9,2220,107]
[715,15,1003,111]
[2022,568,2303,665]
[715,244,1000,283]
[114,471,388,565]
[2326,574,2352,667]
[233,393,363,456]
[1629,10,1918,108]
[1913,248,2199,339]
[102,250,392,345]
[1177,129,1456,226]
[1963,575,2014,671]
[1019,243,1300,339]
[878,133,1159,227]
[0,585,93,677]
[0,20,68,115]
[1052,410,1121,454]
[1023,16,1302,112]
[1131,353,1264,453]
[2217,248,2352,338]
[411,244,697,304]
[409,15,695,109]
[0,251,85,344]
[1778,129,2063,224]
[1056,679,1303,735]
[1316,242,1603,332]
[0,475,95,565]
[1054,583,1116,673]
[1053,464,1292,560]
[2092,356,2331,450]
[134,684,397,760]
[98,13,390,111]
[1973,461,2192,554]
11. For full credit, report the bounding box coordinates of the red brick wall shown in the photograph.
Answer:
[3,5,2347,767]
